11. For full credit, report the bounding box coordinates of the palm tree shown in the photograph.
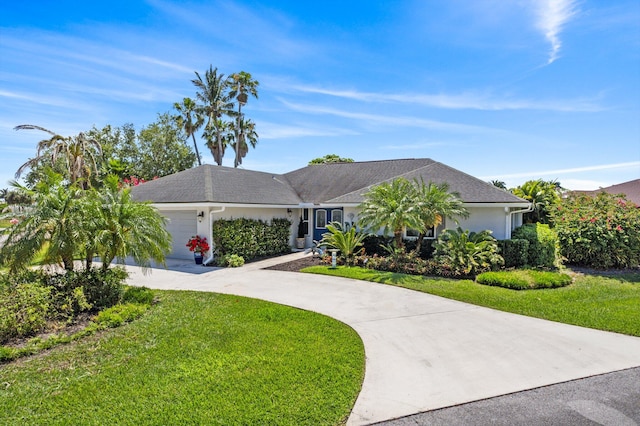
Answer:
[192,66,234,165]
[88,176,172,272]
[411,179,469,254]
[512,179,561,224]
[15,125,102,189]
[358,178,422,248]
[227,71,259,167]
[0,174,85,272]
[229,117,258,166]
[174,97,203,166]
[490,180,507,190]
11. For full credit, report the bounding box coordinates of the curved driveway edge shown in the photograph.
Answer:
[124,254,640,425]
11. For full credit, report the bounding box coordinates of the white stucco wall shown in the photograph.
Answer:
[454,207,508,240]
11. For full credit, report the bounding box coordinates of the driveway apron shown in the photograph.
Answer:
[125,255,640,425]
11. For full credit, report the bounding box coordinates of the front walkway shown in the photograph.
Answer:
[125,253,640,425]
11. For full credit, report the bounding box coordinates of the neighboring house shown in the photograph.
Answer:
[576,179,640,206]
[130,158,530,260]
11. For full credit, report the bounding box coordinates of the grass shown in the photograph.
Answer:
[0,290,365,425]
[476,269,572,290]
[302,265,640,337]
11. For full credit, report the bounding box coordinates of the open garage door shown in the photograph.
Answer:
[160,210,197,260]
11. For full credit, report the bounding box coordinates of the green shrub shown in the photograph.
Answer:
[499,239,529,268]
[73,267,127,309]
[476,270,572,290]
[212,217,291,260]
[0,283,51,343]
[551,193,640,269]
[362,235,392,256]
[512,223,558,268]
[93,303,149,328]
[122,286,155,305]
[218,254,245,268]
[433,228,504,277]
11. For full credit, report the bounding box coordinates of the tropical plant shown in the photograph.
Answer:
[174,97,203,166]
[227,71,259,167]
[0,173,85,272]
[490,180,507,190]
[229,116,258,167]
[433,227,504,277]
[511,179,562,224]
[309,154,355,165]
[192,66,234,165]
[87,176,172,271]
[511,223,558,268]
[318,222,368,265]
[358,178,422,248]
[411,179,469,254]
[15,125,102,189]
[551,192,640,269]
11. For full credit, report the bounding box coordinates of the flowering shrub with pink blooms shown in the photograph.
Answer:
[552,192,640,269]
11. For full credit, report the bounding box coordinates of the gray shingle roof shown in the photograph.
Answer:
[131,158,527,205]
[130,164,302,204]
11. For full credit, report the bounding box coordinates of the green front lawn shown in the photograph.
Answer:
[0,290,365,425]
[303,266,640,337]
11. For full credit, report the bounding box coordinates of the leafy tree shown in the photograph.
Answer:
[227,71,259,167]
[174,97,203,166]
[87,123,139,181]
[490,180,507,190]
[358,178,422,248]
[136,113,197,179]
[551,192,640,269]
[309,154,355,165]
[512,179,562,224]
[411,179,468,254]
[15,125,102,189]
[318,222,368,265]
[433,227,503,276]
[192,66,234,165]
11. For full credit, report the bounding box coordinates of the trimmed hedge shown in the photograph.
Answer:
[499,239,529,268]
[511,223,558,268]
[476,270,572,290]
[212,218,291,261]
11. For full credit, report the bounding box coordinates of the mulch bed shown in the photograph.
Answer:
[263,256,325,272]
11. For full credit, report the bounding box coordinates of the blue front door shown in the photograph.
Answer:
[313,208,343,242]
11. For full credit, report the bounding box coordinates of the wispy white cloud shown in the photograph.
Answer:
[258,122,359,139]
[290,84,603,112]
[380,141,450,150]
[482,161,640,180]
[532,0,579,64]
[279,99,510,134]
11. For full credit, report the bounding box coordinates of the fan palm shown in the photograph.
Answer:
[227,71,259,167]
[358,178,422,248]
[174,97,203,166]
[229,117,258,166]
[15,125,102,189]
[192,66,234,165]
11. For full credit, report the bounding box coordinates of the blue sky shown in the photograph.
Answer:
[1,0,639,190]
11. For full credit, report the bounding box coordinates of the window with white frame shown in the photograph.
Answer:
[331,209,343,226]
[316,210,327,228]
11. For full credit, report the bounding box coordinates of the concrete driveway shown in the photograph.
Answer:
[124,253,640,425]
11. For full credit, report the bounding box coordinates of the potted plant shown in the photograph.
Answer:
[296,217,306,249]
[186,235,210,264]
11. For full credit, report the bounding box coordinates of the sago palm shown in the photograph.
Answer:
[318,222,368,265]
